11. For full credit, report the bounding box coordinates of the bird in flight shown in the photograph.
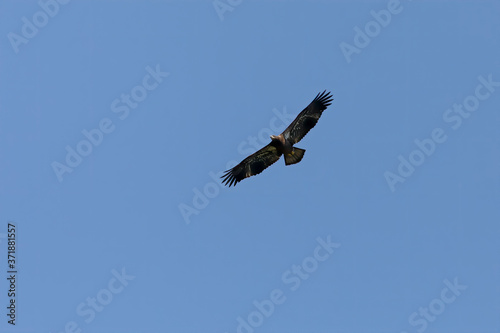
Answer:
[221,90,333,187]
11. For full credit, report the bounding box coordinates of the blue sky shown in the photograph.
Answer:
[1,0,499,332]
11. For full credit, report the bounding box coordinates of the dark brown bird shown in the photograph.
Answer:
[221,90,333,187]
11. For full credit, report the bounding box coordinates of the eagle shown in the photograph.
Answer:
[221,90,333,187]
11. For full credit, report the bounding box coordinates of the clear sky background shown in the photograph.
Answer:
[0,1,499,332]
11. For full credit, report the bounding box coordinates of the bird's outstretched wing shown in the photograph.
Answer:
[221,144,281,187]
[282,90,333,144]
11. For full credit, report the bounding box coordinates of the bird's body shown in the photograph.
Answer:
[270,134,289,155]
[221,91,333,187]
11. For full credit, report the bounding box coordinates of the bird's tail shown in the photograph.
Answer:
[284,147,305,165]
